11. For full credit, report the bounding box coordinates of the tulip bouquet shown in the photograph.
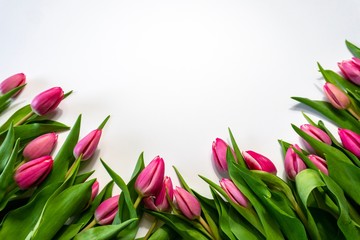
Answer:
[1,40,360,240]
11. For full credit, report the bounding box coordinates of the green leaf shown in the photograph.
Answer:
[291,97,360,133]
[148,224,180,240]
[31,180,94,240]
[55,223,84,240]
[0,105,32,133]
[73,218,137,240]
[346,40,360,58]
[228,128,246,168]
[0,124,15,173]
[0,84,26,115]
[74,171,95,184]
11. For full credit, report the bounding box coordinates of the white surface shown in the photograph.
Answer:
[1,0,360,199]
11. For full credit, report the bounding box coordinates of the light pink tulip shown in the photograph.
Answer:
[220,178,248,207]
[23,132,58,160]
[338,128,360,158]
[91,180,100,201]
[212,138,236,174]
[300,124,332,152]
[31,87,64,115]
[73,129,102,160]
[174,187,201,220]
[135,156,165,197]
[143,176,173,212]
[242,150,277,174]
[94,195,119,225]
[308,154,328,175]
[338,57,360,85]
[284,144,307,180]
[323,82,350,109]
[0,73,26,96]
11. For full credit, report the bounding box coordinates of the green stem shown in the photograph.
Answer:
[15,111,34,126]
[133,194,142,209]
[64,155,82,180]
[143,218,158,240]
[198,216,214,239]
[81,218,96,232]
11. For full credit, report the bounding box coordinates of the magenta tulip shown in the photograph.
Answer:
[300,124,332,152]
[91,180,100,201]
[174,187,201,220]
[212,138,236,174]
[14,156,53,189]
[23,132,58,160]
[0,73,26,96]
[338,128,360,158]
[284,144,307,180]
[308,154,328,175]
[338,57,360,85]
[94,195,119,225]
[73,129,102,160]
[323,82,350,110]
[143,176,174,212]
[242,150,277,174]
[135,156,165,197]
[31,87,64,115]
[220,178,248,207]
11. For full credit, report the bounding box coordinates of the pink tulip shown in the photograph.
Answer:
[31,87,64,115]
[300,124,332,152]
[0,73,26,96]
[220,178,248,207]
[308,154,328,175]
[338,128,360,158]
[94,195,119,225]
[135,156,165,197]
[23,132,58,160]
[338,57,360,85]
[73,129,102,161]
[143,176,174,212]
[212,138,236,174]
[14,156,53,189]
[284,144,307,180]
[323,82,350,109]
[242,150,277,174]
[174,187,201,220]
[91,180,100,201]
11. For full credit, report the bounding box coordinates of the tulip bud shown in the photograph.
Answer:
[0,73,26,96]
[338,57,360,85]
[300,124,332,153]
[14,156,53,189]
[284,144,307,180]
[308,154,328,175]
[91,180,100,201]
[220,178,248,207]
[94,195,119,225]
[73,129,102,160]
[174,187,201,220]
[323,83,350,110]
[143,176,174,212]
[338,128,360,158]
[212,138,236,174]
[242,150,277,174]
[135,156,165,197]
[23,132,58,160]
[31,87,64,115]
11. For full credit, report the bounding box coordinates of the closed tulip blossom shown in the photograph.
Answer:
[338,128,360,158]
[94,195,119,225]
[31,87,64,116]
[91,180,100,201]
[73,129,102,161]
[143,176,174,212]
[23,132,58,160]
[323,83,350,110]
[212,138,236,174]
[14,156,53,190]
[300,124,332,153]
[338,57,360,85]
[220,178,249,207]
[242,150,277,174]
[135,156,165,198]
[284,144,307,180]
[0,73,26,96]
[174,187,201,220]
[308,154,328,175]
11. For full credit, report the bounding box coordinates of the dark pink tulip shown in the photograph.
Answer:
[14,156,53,189]
[94,195,119,225]
[91,180,100,201]
[135,156,165,197]
[212,138,236,174]
[220,178,248,207]
[323,82,350,110]
[143,176,174,212]
[284,144,307,180]
[23,132,58,160]
[338,128,360,158]
[338,57,360,85]
[174,187,201,220]
[0,73,26,96]
[242,150,277,174]
[308,154,328,175]
[31,87,64,115]
[73,129,102,160]
[300,124,332,152]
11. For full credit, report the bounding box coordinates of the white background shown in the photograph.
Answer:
[1,0,360,201]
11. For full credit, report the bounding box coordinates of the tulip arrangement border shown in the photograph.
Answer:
[0,40,360,240]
